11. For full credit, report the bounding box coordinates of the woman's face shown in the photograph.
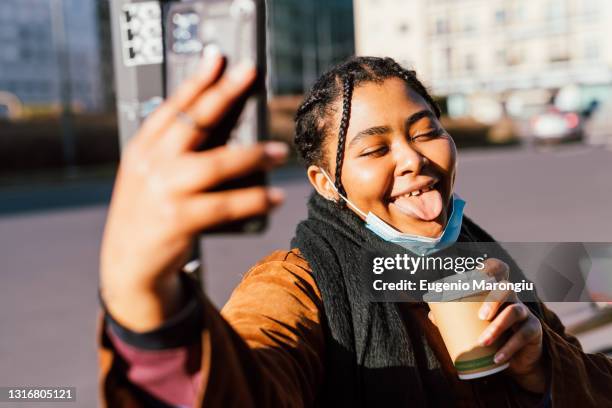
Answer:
[310,77,457,238]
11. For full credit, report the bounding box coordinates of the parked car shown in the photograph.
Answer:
[528,107,583,144]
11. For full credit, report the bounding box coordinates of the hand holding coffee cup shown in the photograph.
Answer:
[426,258,546,393]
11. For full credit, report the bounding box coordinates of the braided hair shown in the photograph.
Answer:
[294,56,440,199]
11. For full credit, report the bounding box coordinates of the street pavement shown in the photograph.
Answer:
[1,144,611,407]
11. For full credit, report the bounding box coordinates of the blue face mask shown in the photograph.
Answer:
[320,170,466,256]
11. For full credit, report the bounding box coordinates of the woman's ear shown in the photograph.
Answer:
[307,165,339,201]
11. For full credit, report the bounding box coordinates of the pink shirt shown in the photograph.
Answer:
[106,325,201,407]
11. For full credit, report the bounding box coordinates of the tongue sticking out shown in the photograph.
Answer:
[392,189,444,221]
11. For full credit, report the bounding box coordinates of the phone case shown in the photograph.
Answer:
[162,0,269,233]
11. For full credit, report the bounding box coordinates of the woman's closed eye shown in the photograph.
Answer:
[359,145,389,157]
[410,127,446,141]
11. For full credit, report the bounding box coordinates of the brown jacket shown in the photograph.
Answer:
[99,249,612,407]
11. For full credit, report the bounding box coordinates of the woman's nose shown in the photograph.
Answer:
[393,141,428,177]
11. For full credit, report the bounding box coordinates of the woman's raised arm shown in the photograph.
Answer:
[99,51,286,332]
[99,250,325,407]
[98,52,332,407]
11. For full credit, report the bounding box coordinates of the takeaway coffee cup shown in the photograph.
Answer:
[423,270,509,380]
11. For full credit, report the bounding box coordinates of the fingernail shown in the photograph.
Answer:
[264,142,289,162]
[494,352,505,364]
[478,331,489,347]
[228,60,256,82]
[479,305,490,320]
[267,187,285,206]
[198,45,222,71]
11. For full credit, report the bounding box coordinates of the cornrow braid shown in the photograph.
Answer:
[296,89,324,117]
[334,74,353,199]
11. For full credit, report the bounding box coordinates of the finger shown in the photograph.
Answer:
[167,142,288,193]
[477,302,530,347]
[428,311,437,326]
[479,280,518,320]
[136,52,225,147]
[159,62,257,154]
[181,186,284,232]
[493,317,542,365]
[479,258,510,281]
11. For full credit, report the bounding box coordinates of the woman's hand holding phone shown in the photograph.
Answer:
[100,53,287,332]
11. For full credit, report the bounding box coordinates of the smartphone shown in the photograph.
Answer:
[162,0,268,233]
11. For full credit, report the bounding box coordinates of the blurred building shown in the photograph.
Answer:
[268,0,355,94]
[354,0,427,78]
[0,0,107,115]
[96,0,117,112]
[354,0,612,117]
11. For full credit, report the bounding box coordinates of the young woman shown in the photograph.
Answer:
[99,55,612,407]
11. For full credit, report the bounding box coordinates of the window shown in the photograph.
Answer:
[583,0,600,22]
[3,45,19,62]
[463,18,475,33]
[549,51,569,63]
[549,38,569,63]
[398,23,409,34]
[585,38,599,60]
[20,48,32,61]
[507,47,523,66]
[435,18,448,35]
[495,49,506,66]
[514,5,525,21]
[545,1,564,21]
[495,9,507,24]
[465,54,475,72]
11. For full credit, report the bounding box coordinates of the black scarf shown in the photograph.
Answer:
[291,193,541,407]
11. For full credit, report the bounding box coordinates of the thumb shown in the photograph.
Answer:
[428,311,437,326]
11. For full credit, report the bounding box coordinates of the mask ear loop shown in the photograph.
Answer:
[319,168,368,219]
